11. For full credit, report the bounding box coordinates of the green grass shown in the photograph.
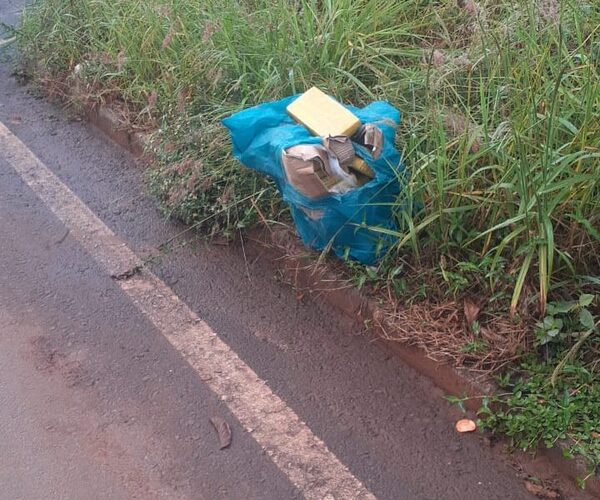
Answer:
[17,0,599,313]
[479,356,600,484]
[479,295,599,482]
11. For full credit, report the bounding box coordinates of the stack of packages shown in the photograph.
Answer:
[283,87,381,198]
[223,87,406,264]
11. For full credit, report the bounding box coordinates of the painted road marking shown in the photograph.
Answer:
[0,121,376,500]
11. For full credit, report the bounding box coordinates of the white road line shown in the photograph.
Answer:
[0,121,376,500]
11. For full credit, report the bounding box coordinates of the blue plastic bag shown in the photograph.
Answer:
[223,95,406,264]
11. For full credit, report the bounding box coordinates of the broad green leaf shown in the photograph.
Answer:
[579,294,595,308]
[543,316,555,328]
[548,301,575,314]
[579,309,595,330]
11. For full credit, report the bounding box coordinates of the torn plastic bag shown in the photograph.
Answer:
[222,95,406,264]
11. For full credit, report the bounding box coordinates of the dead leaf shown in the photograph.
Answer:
[170,158,193,176]
[455,419,477,433]
[591,432,600,439]
[163,142,177,153]
[431,50,446,68]
[176,88,190,113]
[202,21,219,43]
[210,417,232,449]
[147,90,158,110]
[186,172,199,190]
[464,299,481,325]
[116,50,126,71]
[524,481,559,498]
[162,28,174,49]
[218,187,233,206]
[457,0,480,16]
[443,109,482,153]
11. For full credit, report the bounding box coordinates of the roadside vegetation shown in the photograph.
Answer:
[15,0,599,478]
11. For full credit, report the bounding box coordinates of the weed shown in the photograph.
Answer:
[478,357,600,480]
[535,293,596,347]
[473,295,598,480]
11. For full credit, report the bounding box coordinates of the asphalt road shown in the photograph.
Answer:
[0,2,585,499]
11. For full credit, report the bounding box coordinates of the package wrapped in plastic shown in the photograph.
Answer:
[222,94,406,264]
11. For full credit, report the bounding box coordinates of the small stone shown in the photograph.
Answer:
[455,419,477,433]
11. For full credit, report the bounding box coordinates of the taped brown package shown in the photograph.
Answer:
[282,144,360,199]
[322,135,355,166]
[281,145,333,199]
[354,124,383,159]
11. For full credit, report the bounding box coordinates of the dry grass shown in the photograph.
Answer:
[376,301,529,374]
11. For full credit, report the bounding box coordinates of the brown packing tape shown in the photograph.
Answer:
[322,135,355,167]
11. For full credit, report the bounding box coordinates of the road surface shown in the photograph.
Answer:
[0,2,584,499]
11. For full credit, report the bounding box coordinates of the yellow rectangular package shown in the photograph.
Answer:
[286,87,361,137]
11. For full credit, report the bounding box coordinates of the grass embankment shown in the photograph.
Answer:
[15,0,599,475]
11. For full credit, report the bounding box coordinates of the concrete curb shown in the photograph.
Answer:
[85,101,599,496]
[84,106,149,158]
